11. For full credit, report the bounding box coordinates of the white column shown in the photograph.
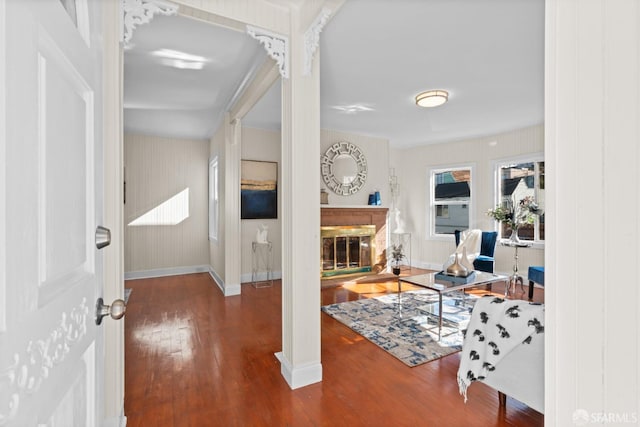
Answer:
[277,7,322,389]
[223,114,242,295]
[546,0,640,423]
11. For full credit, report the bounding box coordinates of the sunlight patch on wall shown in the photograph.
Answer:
[129,188,190,226]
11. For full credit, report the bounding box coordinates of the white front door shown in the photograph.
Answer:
[1,0,107,425]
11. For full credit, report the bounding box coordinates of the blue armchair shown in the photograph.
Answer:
[454,230,498,273]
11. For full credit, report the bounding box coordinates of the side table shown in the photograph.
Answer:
[251,241,273,288]
[500,240,532,297]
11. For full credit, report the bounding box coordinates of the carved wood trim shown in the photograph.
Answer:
[246,25,289,78]
[121,0,178,45]
[303,8,331,76]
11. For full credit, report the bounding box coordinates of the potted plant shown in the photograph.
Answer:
[390,244,405,275]
[487,196,542,242]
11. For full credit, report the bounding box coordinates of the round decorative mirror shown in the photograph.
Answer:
[321,142,367,195]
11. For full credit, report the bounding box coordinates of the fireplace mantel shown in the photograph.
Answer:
[320,207,388,229]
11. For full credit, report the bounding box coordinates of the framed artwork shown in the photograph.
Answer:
[241,160,278,219]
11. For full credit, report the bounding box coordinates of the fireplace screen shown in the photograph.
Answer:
[321,225,376,277]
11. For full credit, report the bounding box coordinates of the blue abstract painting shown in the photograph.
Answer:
[241,160,277,219]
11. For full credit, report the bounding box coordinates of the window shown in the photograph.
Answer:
[430,167,472,236]
[495,158,545,242]
[209,157,219,241]
[436,205,449,218]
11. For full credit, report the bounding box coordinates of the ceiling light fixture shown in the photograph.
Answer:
[415,90,449,108]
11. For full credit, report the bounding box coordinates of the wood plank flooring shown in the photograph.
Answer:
[124,271,544,426]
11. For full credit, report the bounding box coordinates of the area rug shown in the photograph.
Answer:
[321,290,478,367]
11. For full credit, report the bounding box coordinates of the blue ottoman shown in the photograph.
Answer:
[528,266,545,300]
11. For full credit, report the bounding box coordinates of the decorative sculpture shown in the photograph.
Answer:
[256,224,269,244]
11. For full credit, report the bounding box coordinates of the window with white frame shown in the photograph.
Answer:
[495,158,545,242]
[209,157,219,241]
[431,166,472,236]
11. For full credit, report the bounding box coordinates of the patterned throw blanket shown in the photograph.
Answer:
[457,296,544,402]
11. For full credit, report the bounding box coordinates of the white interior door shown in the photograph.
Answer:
[1,0,106,425]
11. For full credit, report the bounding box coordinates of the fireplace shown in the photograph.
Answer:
[321,225,375,277]
[320,207,388,278]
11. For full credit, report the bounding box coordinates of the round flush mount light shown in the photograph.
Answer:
[415,90,449,108]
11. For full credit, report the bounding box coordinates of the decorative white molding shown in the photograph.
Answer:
[0,299,89,424]
[275,351,322,389]
[121,0,178,45]
[231,118,242,146]
[303,8,331,76]
[124,265,210,280]
[246,25,289,78]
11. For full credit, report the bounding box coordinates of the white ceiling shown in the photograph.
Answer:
[123,14,266,140]
[124,0,544,149]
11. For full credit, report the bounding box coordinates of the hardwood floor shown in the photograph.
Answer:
[124,271,544,426]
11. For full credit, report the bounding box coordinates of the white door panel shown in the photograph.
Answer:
[1,0,104,425]
[37,33,95,299]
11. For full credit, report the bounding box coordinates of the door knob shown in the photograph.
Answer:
[95,297,126,325]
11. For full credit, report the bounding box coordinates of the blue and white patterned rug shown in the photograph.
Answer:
[321,290,479,367]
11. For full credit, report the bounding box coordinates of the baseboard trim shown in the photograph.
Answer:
[103,411,126,427]
[124,265,210,281]
[209,268,241,296]
[240,271,282,284]
[275,351,322,390]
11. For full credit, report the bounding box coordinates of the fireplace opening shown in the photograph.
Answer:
[321,225,376,277]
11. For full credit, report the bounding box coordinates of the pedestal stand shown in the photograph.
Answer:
[501,241,531,297]
[394,270,405,321]
[251,241,273,288]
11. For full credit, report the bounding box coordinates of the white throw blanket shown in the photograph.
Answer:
[457,296,545,402]
[444,229,482,271]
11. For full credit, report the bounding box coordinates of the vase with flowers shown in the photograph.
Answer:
[487,196,542,242]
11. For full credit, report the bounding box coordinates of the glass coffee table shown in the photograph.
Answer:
[398,271,507,340]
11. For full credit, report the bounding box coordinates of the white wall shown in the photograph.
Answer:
[124,134,210,277]
[546,0,640,423]
[238,124,542,280]
[122,124,541,281]
[227,126,389,283]
[240,127,282,282]
[390,124,545,276]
